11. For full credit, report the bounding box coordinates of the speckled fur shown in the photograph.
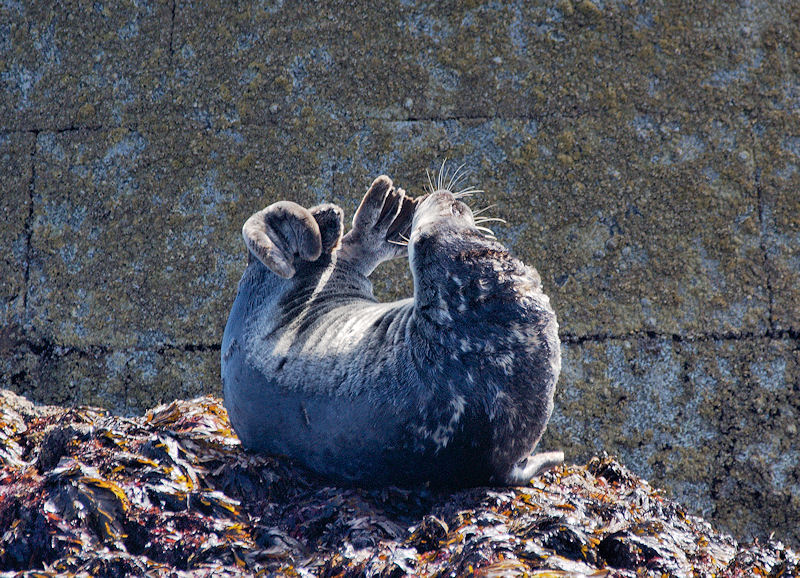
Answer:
[222,176,561,487]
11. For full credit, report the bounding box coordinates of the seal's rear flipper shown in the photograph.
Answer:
[243,201,343,279]
[309,203,344,254]
[502,451,564,486]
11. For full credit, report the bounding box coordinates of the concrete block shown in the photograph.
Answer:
[544,336,800,544]
[0,1,171,131]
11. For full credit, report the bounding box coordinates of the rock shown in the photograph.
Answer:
[0,391,796,576]
[408,515,449,552]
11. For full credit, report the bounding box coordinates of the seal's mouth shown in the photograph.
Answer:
[411,190,475,235]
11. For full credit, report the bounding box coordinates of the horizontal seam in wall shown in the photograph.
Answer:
[0,104,727,136]
[10,331,799,359]
[560,328,799,345]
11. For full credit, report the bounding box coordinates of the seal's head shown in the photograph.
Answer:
[410,189,475,235]
[408,187,544,333]
[408,189,484,291]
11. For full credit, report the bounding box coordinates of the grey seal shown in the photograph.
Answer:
[221,175,562,487]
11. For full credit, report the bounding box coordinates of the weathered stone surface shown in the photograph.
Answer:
[1,338,217,415]
[544,336,800,545]
[530,109,765,337]
[0,2,171,131]
[0,132,33,327]
[170,1,423,127]
[124,346,220,412]
[168,1,770,124]
[756,110,800,334]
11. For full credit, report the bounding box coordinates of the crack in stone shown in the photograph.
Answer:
[54,124,106,134]
[1,108,714,138]
[560,328,799,345]
[157,342,221,354]
[375,115,496,124]
[15,337,222,358]
[369,105,714,124]
[168,0,177,68]
[0,125,110,137]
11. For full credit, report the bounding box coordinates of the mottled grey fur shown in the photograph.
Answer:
[222,175,562,487]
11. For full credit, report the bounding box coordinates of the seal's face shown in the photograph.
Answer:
[410,190,474,235]
[408,190,478,273]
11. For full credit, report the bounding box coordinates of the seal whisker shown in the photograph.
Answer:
[454,187,484,199]
[388,239,409,246]
[437,158,449,192]
[447,162,469,192]
[475,225,496,236]
[446,163,463,190]
[474,217,508,225]
[472,204,497,217]
[425,169,436,195]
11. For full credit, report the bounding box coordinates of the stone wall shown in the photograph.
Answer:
[1,0,798,547]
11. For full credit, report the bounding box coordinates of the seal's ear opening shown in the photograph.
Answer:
[242,201,322,279]
[309,203,344,254]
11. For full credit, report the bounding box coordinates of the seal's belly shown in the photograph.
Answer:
[249,299,413,393]
[223,295,428,483]
[224,353,406,482]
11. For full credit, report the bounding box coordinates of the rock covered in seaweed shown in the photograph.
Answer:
[0,389,796,576]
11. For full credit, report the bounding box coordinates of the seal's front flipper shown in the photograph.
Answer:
[243,201,343,278]
[502,451,564,486]
[340,175,418,276]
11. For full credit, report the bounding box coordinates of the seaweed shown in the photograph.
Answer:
[0,390,796,576]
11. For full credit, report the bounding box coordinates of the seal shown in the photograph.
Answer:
[221,174,562,487]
